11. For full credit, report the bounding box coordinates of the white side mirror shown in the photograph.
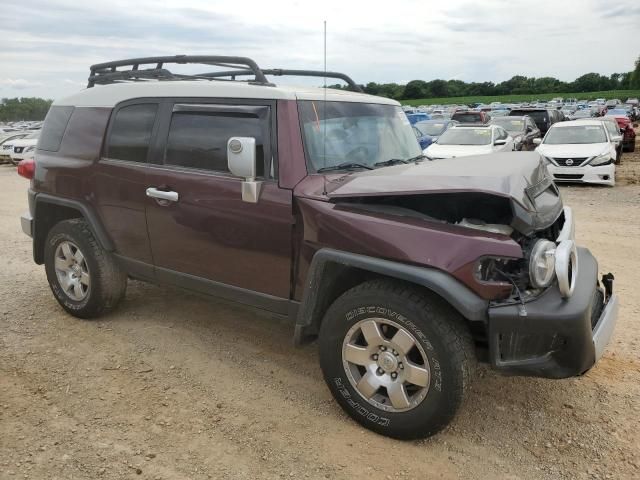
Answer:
[227,137,262,203]
[533,138,542,145]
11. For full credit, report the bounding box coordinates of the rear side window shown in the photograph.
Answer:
[164,111,266,176]
[38,106,74,152]
[105,104,157,162]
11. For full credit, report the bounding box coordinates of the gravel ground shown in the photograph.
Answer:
[1,142,639,480]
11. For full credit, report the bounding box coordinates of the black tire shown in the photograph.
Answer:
[44,218,127,319]
[318,279,475,440]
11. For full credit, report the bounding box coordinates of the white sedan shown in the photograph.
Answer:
[9,132,40,165]
[423,124,514,159]
[534,120,617,186]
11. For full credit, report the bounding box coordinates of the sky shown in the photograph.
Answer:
[0,0,639,99]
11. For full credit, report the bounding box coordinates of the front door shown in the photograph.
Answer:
[144,100,293,308]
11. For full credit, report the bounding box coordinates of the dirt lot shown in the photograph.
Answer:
[1,145,640,480]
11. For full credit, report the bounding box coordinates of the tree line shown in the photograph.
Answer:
[335,55,640,101]
[0,97,53,122]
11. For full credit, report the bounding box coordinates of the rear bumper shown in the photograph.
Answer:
[488,247,618,379]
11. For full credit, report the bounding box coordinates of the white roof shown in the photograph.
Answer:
[54,81,399,108]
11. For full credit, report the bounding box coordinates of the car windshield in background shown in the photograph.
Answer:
[453,113,481,122]
[491,118,523,132]
[415,122,447,136]
[437,128,492,145]
[298,101,422,172]
[572,110,592,118]
[544,125,607,145]
[606,109,627,116]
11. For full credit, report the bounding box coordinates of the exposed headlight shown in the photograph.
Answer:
[529,239,556,288]
[541,155,553,164]
[589,153,612,166]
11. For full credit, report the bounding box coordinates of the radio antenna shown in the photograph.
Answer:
[322,20,328,196]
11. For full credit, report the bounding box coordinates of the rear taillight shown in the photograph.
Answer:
[17,158,35,180]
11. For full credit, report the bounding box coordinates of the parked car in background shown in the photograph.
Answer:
[585,117,626,162]
[490,116,541,151]
[569,109,594,120]
[605,111,637,152]
[9,132,40,165]
[534,120,617,186]
[412,119,458,149]
[406,112,430,125]
[424,124,514,159]
[451,110,491,124]
[0,133,29,163]
[508,108,560,135]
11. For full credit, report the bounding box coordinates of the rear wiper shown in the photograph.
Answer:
[317,162,373,173]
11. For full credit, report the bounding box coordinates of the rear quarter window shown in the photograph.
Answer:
[38,106,74,152]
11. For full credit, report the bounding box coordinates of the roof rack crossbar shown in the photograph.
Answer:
[200,68,364,92]
[88,55,272,88]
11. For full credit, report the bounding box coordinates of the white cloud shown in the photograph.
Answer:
[0,78,43,90]
[0,0,638,99]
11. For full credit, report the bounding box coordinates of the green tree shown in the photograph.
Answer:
[631,56,640,89]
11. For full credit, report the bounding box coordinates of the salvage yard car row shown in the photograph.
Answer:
[0,121,42,165]
[405,97,638,186]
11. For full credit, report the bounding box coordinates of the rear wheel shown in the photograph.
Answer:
[318,279,475,439]
[44,219,127,318]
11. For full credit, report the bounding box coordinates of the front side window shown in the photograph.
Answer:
[298,101,421,172]
[164,111,266,175]
[105,104,157,162]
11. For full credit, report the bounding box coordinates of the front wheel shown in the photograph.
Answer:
[318,280,475,439]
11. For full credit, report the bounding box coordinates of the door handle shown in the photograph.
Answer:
[146,187,179,203]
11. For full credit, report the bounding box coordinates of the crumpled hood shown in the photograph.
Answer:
[295,151,562,235]
[323,151,548,207]
[424,143,492,158]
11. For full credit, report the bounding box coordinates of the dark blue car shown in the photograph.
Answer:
[412,120,458,149]
[406,113,430,125]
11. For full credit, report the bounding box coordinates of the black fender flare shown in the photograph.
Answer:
[32,193,114,263]
[294,248,488,344]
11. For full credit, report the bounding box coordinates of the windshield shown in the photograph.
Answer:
[452,113,481,123]
[543,125,607,144]
[437,128,492,145]
[415,121,447,136]
[606,109,627,116]
[298,101,421,172]
[491,118,523,132]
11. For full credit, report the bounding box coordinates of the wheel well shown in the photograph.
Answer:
[295,262,474,344]
[33,203,82,264]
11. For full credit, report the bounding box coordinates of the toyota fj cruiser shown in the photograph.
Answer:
[19,56,618,439]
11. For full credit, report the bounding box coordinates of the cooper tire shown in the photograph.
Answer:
[318,279,475,439]
[44,218,127,319]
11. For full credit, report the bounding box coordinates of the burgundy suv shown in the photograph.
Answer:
[18,56,618,440]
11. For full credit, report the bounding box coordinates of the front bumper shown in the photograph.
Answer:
[547,163,615,186]
[488,247,618,379]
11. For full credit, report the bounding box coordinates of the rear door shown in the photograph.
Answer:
[144,99,293,306]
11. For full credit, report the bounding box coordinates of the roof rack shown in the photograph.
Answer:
[87,55,363,92]
[201,68,363,93]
